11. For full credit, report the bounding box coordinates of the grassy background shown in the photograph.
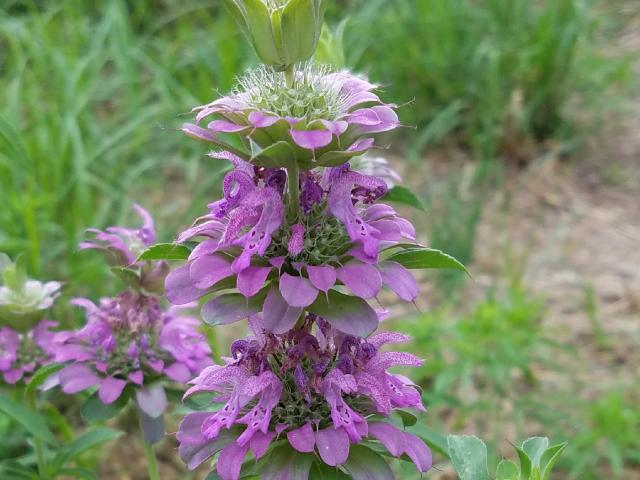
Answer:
[1,0,639,479]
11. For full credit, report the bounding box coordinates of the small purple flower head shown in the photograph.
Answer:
[79,205,169,294]
[0,321,59,384]
[182,63,399,170]
[55,291,213,418]
[79,204,155,266]
[176,315,431,480]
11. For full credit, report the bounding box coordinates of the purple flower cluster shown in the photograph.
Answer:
[0,321,58,384]
[182,64,400,169]
[178,313,431,480]
[55,292,213,418]
[166,156,419,338]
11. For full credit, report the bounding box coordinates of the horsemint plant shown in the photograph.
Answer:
[133,4,469,480]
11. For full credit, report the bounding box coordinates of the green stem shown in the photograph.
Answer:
[139,415,161,480]
[284,63,294,88]
[287,162,300,219]
[27,389,47,478]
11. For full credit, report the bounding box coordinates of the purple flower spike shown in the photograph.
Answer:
[177,317,431,479]
[56,292,213,413]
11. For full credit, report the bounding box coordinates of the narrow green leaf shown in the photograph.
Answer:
[522,437,549,468]
[308,289,378,338]
[406,425,449,458]
[393,409,418,428]
[342,444,395,480]
[383,186,426,211]
[80,389,130,423]
[0,460,38,480]
[136,243,192,262]
[496,460,519,480]
[201,287,269,326]
[261,444,314,480]
[0,394,55,443]
[51,427,123,471]
[540,442,567,480]
[24,363,65,399]
[386,248,469,273]
[515,446,532,480]
[447,435,490,480]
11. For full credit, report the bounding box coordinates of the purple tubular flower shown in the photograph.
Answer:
[182,64,400,170]
[0,321,59,385]
[299,178,324,214]
[56,292,213,415]
[176,314,430,480]
[79,204,155,266]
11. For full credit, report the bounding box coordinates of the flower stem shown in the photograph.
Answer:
[287,162,300,219]
[138,415,161,480]
[27,389,47,478]
[284,63,295,88]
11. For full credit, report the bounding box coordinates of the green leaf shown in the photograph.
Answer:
[204,471,225,480]
[522,437,549,468]
[201,287,269,326]
[51,427,122,471]
[261,444,314,480]
[406,425,449,458]
[136,243,192,262]
[110,267,140,289]
[383,186,426,211]
[308,289,379,337]
[515,446,532,480]
[0,460,38,480]
[539,442,567,480]
[496,460,520,480]
[342,444,395,480]
[386,247,469,274]
[0,394,55,443]
[250,140,296,169]
[80,388,131,423]
[393,409,418,428]
[24,363,65,399]
[447,435,490,480]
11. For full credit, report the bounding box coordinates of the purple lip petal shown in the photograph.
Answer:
[262,285,304,334]
[368,421,407,457]
[248,111,281,128]
[345,244,378,264]
[177,412,209,445]
[378,261,419,302]
[250,430,276,459]
[207,120,250,133]
[135,384,167,418]
[306,265,337,293]
[316,426,350,466]
[286,422,316,453]
[336,263,382,299]
[98,377,127,404]
[367,331,411,348]
[289,129,333,152]
[165,264,208,305]
[366,351,423,372]
[216,439,252,480]
[370,219,402,241]
[237,266,272,298]
[279,273,318,308]
[59,363,101,394]
[403,432,433,473]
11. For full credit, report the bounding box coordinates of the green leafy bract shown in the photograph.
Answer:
[383,186,426,211]
[386,247,469,274]
[308,289,379,337]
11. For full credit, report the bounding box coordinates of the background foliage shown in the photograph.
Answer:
[1,0,638,479]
